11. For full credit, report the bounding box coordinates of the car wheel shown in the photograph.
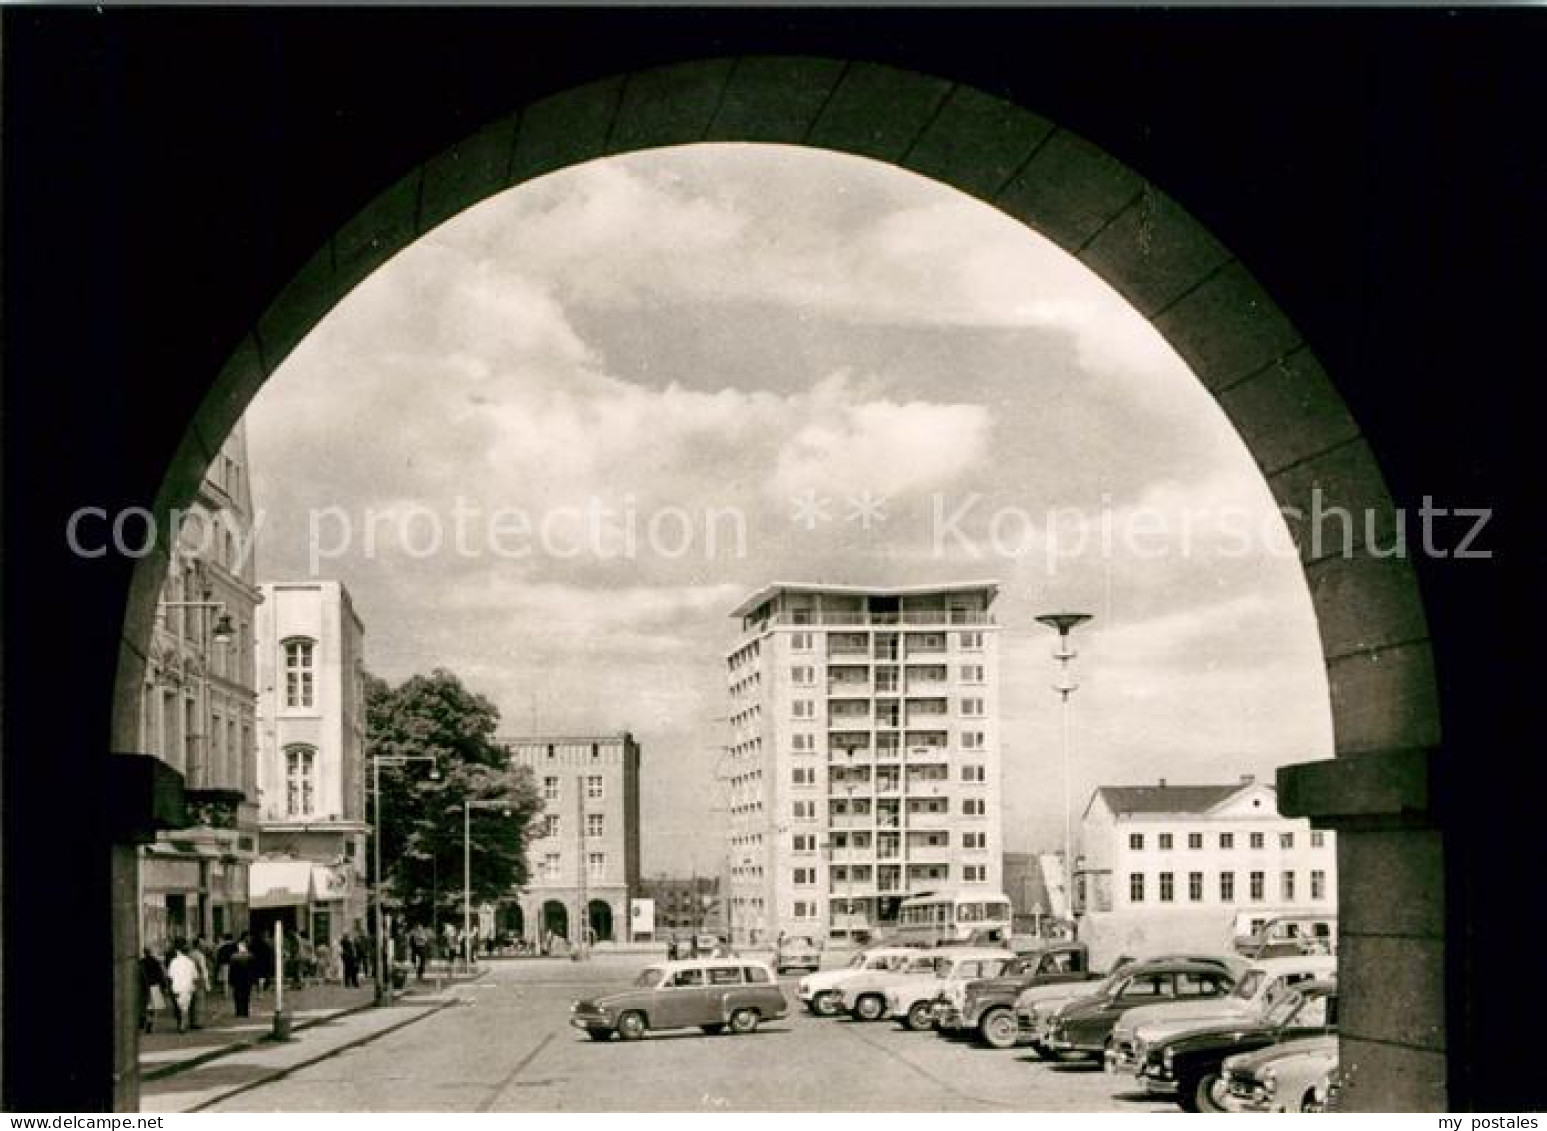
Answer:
[700,1023,726,1035]
[979,1008,1019,1050]
[853,994,885,1022]
[904,1002,935,1032]
[811,991,840,1017]
[616,1011,647,1041]
[586,1028,613,1042]
[1193,1072,1228,1113]
[728,1008,759,1034]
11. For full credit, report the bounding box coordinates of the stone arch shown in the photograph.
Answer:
[588,899,614,944]
[541,900,568,943]
[112,57,1444,1108]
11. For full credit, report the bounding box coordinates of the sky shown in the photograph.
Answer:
[246,143,1334,877]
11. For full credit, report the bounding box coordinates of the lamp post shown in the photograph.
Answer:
[371,753,438,1006]
[463,797,510,972]
[158,598,237,644]
[1035,612,1092,937]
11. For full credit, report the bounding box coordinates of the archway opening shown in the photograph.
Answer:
[588,900,614,944]
[541,900,568,944]
[113,58,1443,1111]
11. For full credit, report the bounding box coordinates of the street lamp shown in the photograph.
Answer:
[371,752,439,1006]
[159,598,236,644]
[1035,612,1092,937]
[463,797,510,971]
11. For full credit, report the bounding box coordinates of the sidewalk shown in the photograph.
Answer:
[139,967,476,1113]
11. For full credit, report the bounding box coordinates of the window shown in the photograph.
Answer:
[1158,833,1174,850]
[792,800,815,820]
[672,968,704,987]
[1188,833,1203,850]
[792,767,816,787]
[792,901,818,920]
[791,665,815,685]
[544,814,560,839]
[1250,871,1265,901]
[960,697,985,717]
[963,864,987,882]
[586,813,604,838]
[1280,871,1296,901]
[743,965,773,984]
[1220,832,1235,850]
[283,639,315,708]
[960,664,985,683]
[961,731,985,750]
[1188,872,1204,902]
[585,774,604,799]
[1311,830,1327,848]
[542,854,561,880]
[284,746,315,817]
[791,631,813,651]
[962,832,988,850]
[1250,832,1265,850]
[961,765,986,783]
[1220,871,1236,901]
[1129,833,1144,851]
[1311,869,1327,900]
[792,834,816,852]
[791,733,815,752]
[1280,832,1295,850]
[588,852,606,880]
[793,868,816,885]
[792,700,815,719]
[958,631,983,650]
[1129,873,1145,903]
[543,776,559,801]
[1159,872,1174,902]
[961,798,986,816]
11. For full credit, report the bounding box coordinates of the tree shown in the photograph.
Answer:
[365,669,543,926]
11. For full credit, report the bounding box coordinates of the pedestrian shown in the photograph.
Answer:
[139,947,169,1033]
[214,933,235,997]
[667,933,678,961]
[189,936,212,1029]
[167,941,198,1033]
[410,925,428,981]
[340,933,360,988]
[228,936,255,1018]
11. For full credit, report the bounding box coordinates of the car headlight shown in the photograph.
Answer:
[1261,1067,1277,1095]
[1162,1047,1175,1071]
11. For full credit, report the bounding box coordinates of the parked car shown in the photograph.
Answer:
[838,947,1012,1025]
[568,958,787,1041]
[1042,959,1236,1060]
[1107,954,1334,1074]
[774,934,822,975]
[933,943,1097,1048]
[1133,980,1338,1111]
[797,946,919,1017]
[1221,1035,1338,1112]
[1230,912,1338,960]
[884,948,1015,1031]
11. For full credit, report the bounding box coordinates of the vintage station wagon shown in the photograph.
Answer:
[570,959,788,1041]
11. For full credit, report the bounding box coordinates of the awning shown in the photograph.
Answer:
[249,861,314,909]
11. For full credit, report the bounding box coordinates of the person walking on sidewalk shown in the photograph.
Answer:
[228,936,255,1018]
[168,941,198,1033]
[340,933,360,988]
[189,936,212,1029]
[139,947,169,1033]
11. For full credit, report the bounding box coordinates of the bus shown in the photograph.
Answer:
[892,890,1014,947]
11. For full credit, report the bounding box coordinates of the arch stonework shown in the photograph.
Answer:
[113,58,1445,1109]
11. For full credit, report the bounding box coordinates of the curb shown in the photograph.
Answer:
[184,997,460,1113]
[142,973,479,1083]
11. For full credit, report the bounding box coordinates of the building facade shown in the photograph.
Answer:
[723,582,1004,945]
[251,580,369,946]
[637,876,724,937]
[1076,777,1338,967]
[502,734,641,947]
[137,422,263,951]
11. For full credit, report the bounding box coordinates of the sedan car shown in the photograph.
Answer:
[797,946,919,1016]
[569,959,788,1041]
[1133,980,1338,1111]
[1222,1035,1338,1112]
[774,934,822,975]
[934,944,1097,1047]
[1043,959,1236,1060]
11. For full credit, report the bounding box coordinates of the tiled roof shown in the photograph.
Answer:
[1095,783,1255,816]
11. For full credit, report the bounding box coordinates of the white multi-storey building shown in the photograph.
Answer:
[1076,776,1338,966]
[251,580,370,946]
[724,582,1003,945]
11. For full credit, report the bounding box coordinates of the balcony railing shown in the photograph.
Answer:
[766,610,995,628]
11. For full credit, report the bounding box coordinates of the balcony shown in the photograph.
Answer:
[828,714,872,732]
